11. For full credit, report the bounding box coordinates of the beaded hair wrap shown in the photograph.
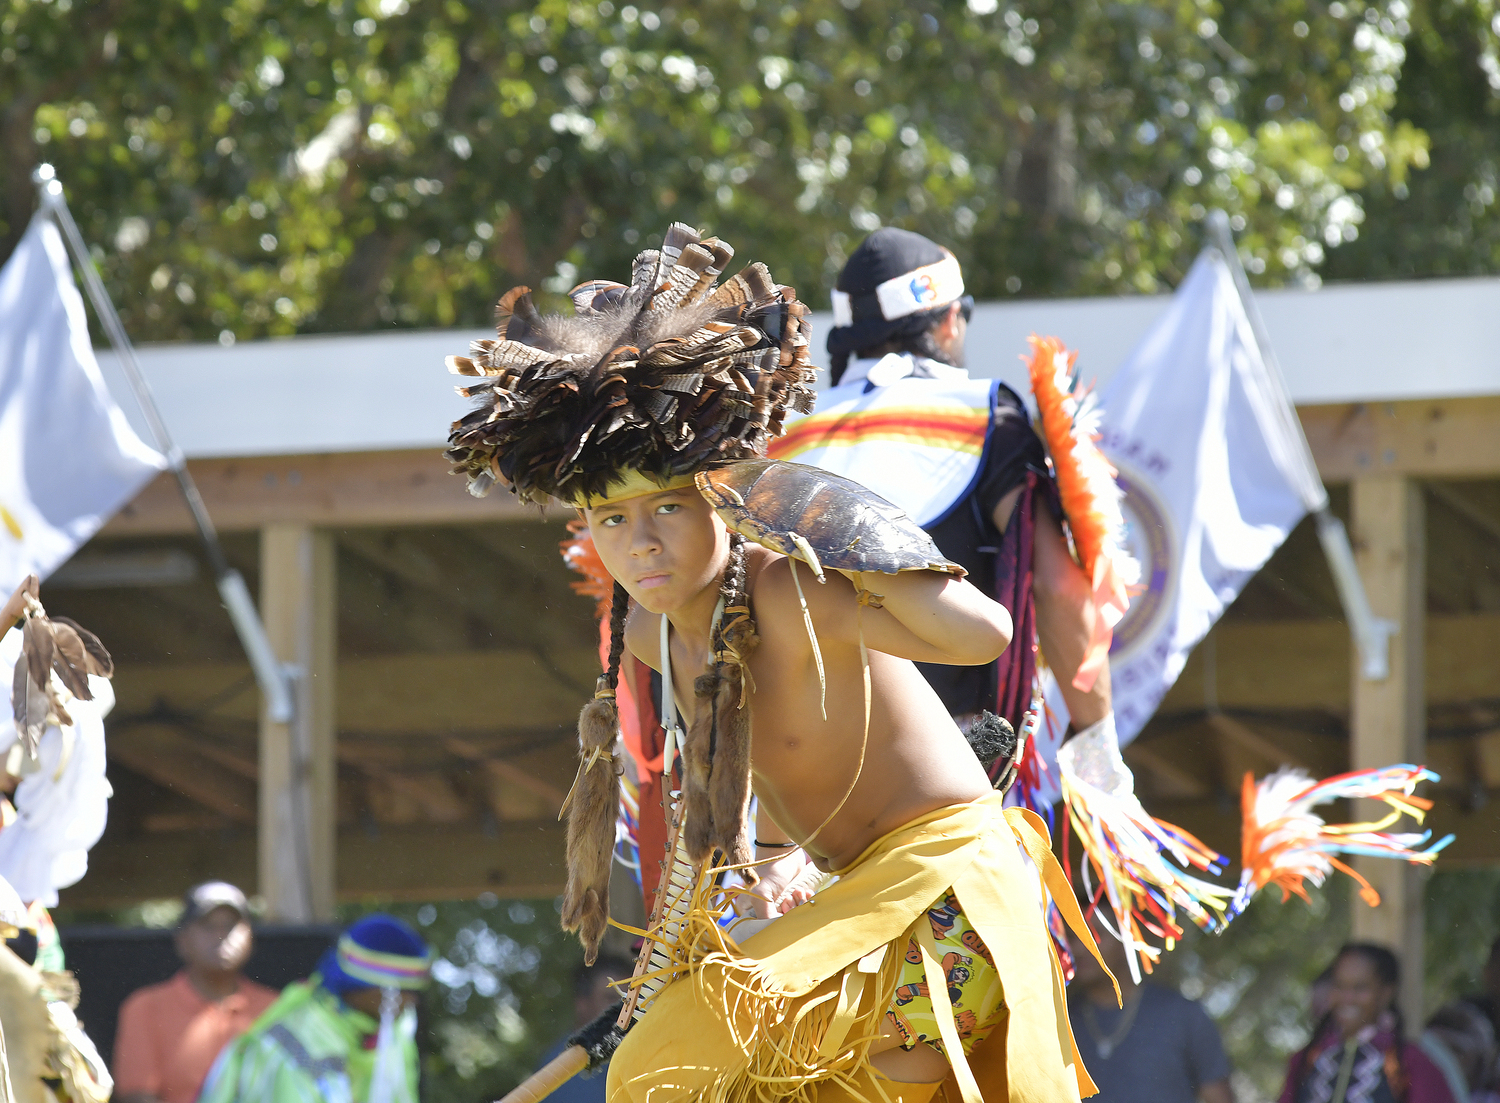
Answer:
[447,224,816,963]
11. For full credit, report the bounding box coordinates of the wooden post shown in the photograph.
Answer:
[259,524,338,921]
[1349,476,1426,1028]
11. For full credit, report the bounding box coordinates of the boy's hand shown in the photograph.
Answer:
[0,575,39,630]
[742,849,820,918]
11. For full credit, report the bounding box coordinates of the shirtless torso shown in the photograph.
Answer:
[624,540,998,873]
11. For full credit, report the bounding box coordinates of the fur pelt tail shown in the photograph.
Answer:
[682,670,722,863]
[680,614,759,870]
[709,681,754,868]
[561,683,622,964]
[711,611,758,868]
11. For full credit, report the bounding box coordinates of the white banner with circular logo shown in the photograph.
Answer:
[1095,251,1310,744]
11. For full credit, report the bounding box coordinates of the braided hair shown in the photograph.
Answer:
[682,532,759,869]
[604,580,630,692]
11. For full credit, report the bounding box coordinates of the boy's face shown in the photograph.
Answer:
[585,486,728,614]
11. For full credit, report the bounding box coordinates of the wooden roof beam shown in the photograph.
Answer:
[93,400,1500,537]
[1302,397,1500,482]
[107,723,257,823]
[59,820,566,907]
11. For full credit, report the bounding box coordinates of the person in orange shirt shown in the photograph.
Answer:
[112,882,277,1103]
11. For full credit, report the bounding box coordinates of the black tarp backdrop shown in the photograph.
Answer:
[59,924,340,1068]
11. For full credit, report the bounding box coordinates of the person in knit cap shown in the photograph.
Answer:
[197,913,432,1103]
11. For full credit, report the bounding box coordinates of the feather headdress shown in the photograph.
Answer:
[446,222,817,504]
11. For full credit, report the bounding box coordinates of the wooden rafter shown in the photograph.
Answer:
[106,723,257,823]
[105,450,534,536]
[61,820,567,907]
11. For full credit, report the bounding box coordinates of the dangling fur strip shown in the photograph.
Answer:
[709,603,758,869]
[682,667,722,863]
[561,677,624,965]
[681,541,760,869]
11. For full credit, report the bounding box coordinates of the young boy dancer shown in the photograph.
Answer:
[446,225,1109,1103]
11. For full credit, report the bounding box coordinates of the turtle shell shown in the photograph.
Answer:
[695,459,965,580]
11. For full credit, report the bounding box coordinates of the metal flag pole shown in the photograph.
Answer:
[31,164,296,721]
[1204,209,1395,681]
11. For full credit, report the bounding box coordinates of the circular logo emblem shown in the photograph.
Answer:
[1108,461,1177,662]
[909,274,938,303]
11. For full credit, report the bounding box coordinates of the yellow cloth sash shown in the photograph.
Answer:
[608,791,1111,1103]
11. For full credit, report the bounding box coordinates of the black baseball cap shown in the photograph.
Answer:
[827,228,971,361]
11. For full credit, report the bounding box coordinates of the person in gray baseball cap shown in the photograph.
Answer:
[113,882,277,1103]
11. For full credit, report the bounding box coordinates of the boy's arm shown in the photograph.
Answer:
[756,558,1012,667]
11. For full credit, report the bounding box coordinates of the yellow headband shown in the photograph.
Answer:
[567,471,698,509]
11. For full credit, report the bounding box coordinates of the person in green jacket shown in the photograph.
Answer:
[196,913,432,1103]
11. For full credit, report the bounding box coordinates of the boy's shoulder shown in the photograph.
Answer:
[747,548,844,615]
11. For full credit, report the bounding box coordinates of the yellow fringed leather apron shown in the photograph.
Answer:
[606,790,1107,1103]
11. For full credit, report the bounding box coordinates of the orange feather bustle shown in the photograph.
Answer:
[1025,335,1139,692]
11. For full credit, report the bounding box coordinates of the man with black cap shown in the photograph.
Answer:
[772,227,1110,752]
[113,881,276,1103]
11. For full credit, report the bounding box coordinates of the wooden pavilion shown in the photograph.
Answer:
[46,275,1500,1016]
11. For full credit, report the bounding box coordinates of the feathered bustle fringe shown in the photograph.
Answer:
[1232,765,1454,918]
[1026,336,1140,693]
[1057,723,1233,982]
[562,686,623,964]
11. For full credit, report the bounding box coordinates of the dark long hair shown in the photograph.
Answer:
[828,309,958,385]
[1294,944,1408,1103]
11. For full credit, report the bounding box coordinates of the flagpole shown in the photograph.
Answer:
[1204,209,1395,681]
[31,165,296,722]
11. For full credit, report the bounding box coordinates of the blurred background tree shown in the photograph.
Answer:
[369,896,584,1103]
[4,0,1494,347]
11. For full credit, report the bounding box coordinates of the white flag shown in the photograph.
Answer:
[0,218,166,589]
[1099,250,1312,744]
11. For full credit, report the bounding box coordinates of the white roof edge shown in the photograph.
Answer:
[93,274,1500,460]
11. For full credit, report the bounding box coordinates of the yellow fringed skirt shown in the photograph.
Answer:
[606,791,1104,1103]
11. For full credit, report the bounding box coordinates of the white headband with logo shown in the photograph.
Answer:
[830,253,965,327]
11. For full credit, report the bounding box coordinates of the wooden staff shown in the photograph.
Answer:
[497,793,697,1103]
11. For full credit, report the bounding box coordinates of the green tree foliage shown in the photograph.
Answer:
[1322,0,1500,277]
[362,897,585,1103]
[0,0,1453,347]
